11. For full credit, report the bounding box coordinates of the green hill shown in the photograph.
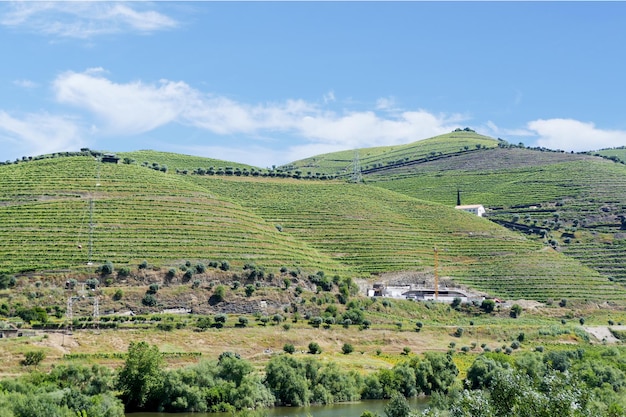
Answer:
[1,139,625,302]
[592,147,626,164]
[118,150,261,173]
[280,130,499,177]
[359,141,626,285]
[0,157,346,275]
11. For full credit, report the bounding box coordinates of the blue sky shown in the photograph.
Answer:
[1,1,625,167]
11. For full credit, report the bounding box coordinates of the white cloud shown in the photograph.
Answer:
[0,111,85,160]
[13,79,38,89]
[0,2,178,38]
[527,118,626,151]
[54,70,190,134]
[376,97,396,110]
[323,90,335,104]
[53,69,463,153]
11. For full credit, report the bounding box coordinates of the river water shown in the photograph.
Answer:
[127,398,429,417]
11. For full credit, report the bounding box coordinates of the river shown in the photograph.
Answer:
[127,398,429,417]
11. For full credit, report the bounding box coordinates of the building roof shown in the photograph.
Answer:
[455,204,484,209]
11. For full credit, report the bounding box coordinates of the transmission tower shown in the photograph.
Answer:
[351,150,363,183]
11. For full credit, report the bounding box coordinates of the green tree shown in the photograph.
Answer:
[117,341,164,411]
[342,343,354,355]
[283,344,296,354]
[265,355,310,406]
[385,392,411,417]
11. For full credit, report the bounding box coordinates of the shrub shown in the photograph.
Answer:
[283,344,295,354]
[308,342,322,354]
[142,294,157,307]
[510,304,522,318]
[579,317,585,325]
[238,316,249,327]
[166,268,177,280]
[192,279,201,289]
[182,269,193,283]
[342,343,354,354]
[21,350,45,366]
[113,289,123,301]
[402,347,411,355]
[86,278,99,290]
[481,299,496,313]
[100,261,114,276]
[118,267,131,278]
[219,261,230,271]
[559,299,567,307]
[245,284,255,297]
[147,283,159,294]
[454,327,464,337]
[195,263,206,274]
[214,285,226,302]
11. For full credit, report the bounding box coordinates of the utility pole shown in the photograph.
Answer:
[351,150,362,183]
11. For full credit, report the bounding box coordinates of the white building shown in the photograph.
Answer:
[455,204,486,217]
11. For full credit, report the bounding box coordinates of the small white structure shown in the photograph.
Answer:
[455,204,486,217]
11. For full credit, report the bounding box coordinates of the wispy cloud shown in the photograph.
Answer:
[527,118,626,152]
[54,69,464,154]
[13,79,38,89]
[0,111,85,159]
[0,2,178,38]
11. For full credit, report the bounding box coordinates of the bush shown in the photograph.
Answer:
[166,268,176,280]
[182,269,193,283]
[113,289,123,301]
[481,299,496,313]
[100,261,114,276]
[0,274,16,289]
[510,304,522,318]
[454,327,464,337]
[21,350,45,366]
[195,263,206,274]
[214,285,226,302]
[147,283,159,294]
[219,261,230,271]
[283,344,295,354]
[308,342,322,354]
[118,267,131,278]
[138,260,148,269]
[86,278,99,290]
[245,284,255,297]
[342,343,354,355]
[142,294,157,307]
[238,316,248,327]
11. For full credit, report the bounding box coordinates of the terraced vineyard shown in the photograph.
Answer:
[1,137,625,303]
[280,131,499,177]
[364,146,626,288]
[0,157,347,274]
[191,176,626,301]
[594,147,626,163]
[118,150,258,173]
